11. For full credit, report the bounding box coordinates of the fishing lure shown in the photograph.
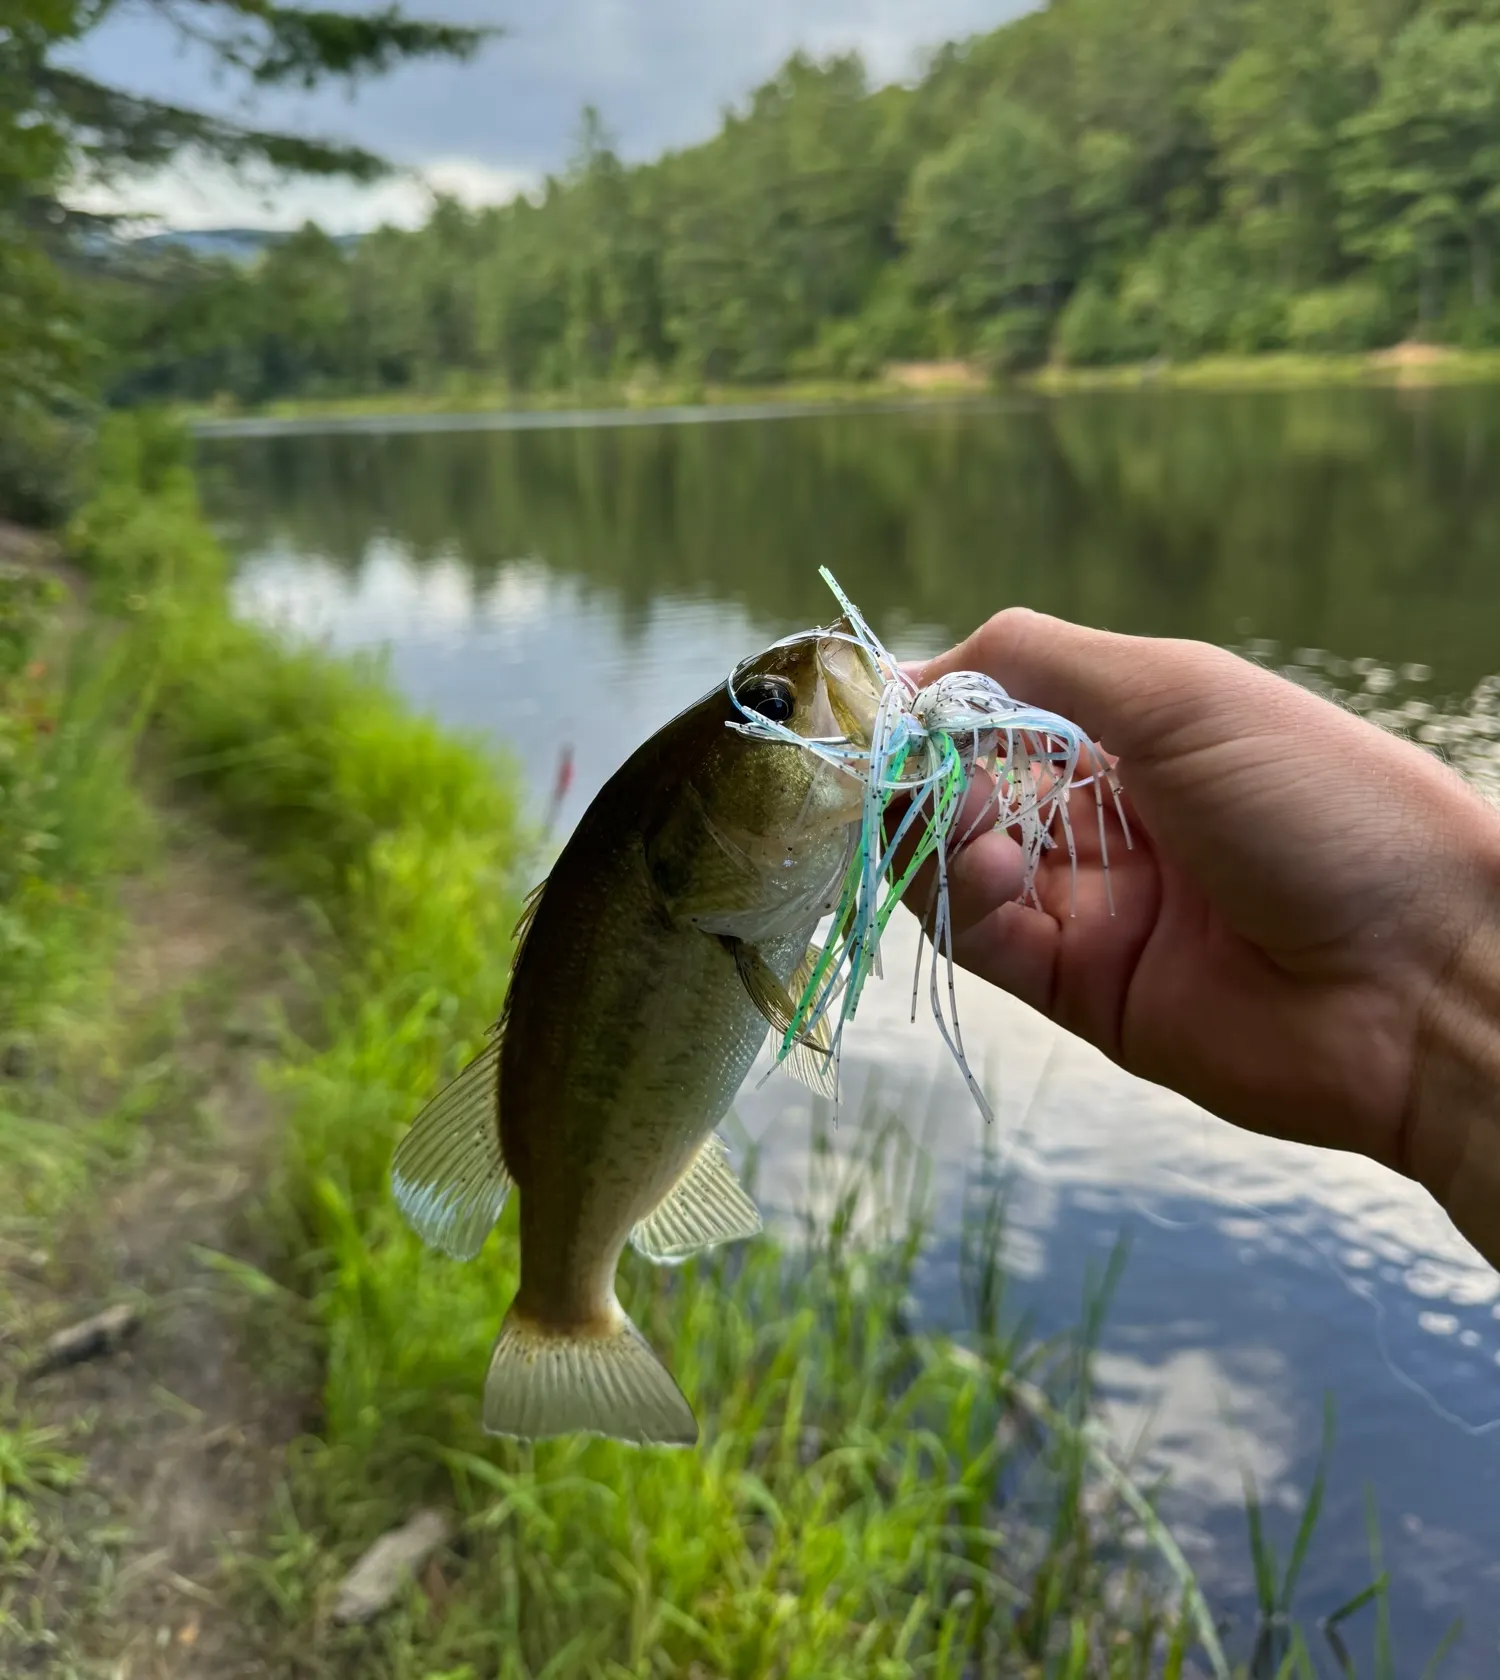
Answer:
[726,568,1128,1122]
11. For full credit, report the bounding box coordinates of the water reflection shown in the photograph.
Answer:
[202,388,1500,695]
[201,392,1500,1672]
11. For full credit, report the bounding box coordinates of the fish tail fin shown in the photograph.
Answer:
[483,1302,698,1447]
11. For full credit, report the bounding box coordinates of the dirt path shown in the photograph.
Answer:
[2,818,322,1678]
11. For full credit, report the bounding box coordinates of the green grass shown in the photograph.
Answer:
[0,410,1454,1676]
[0,530,181,1670]
[0,563,152,1041]
[234,1123,1209,1678]
[0,537,167,1255]
[0,1412,86,1648]
[1027,348,1500,393]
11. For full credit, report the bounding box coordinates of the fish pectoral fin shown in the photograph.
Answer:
[630,1132,763,1263]
[726,937,824,1050]
[391,1028,511,1261]
[484,1303,697,1446]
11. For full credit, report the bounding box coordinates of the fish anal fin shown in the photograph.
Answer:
[484,1303,697,1446]
[630,1132,762,1263]
[391,1030,510,1261]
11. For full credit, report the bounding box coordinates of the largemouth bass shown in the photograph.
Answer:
[391,624,883,1446]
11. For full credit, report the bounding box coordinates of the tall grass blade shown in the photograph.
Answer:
[1279,1395,1334,1612]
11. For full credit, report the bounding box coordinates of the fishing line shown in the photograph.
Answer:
[987,1043,1500,1439]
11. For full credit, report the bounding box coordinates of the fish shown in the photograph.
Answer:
[390,622,883,1447]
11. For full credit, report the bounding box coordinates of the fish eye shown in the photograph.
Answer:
[737,675,796,723]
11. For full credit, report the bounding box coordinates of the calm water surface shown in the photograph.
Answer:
[197,391,1500,1673]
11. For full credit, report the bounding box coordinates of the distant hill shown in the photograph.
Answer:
[130,227,363,263]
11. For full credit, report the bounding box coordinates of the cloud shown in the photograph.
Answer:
[69,156,538,234]
[60,0,1031,231]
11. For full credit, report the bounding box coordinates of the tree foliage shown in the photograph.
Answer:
[32,1,492,186]
[90,0,1500,407]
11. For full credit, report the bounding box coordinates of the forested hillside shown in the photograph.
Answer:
[106,0,1500,405]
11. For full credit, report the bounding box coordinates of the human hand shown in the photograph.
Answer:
[899,610,1500,1265]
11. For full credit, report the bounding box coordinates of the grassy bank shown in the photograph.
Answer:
[1,415,1436,1676]
[171,371,989,429]
[1028,347,1500,393]
[0,528,158,1238]
[165,345,1500,429]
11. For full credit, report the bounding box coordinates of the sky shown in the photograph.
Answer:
[64,0,1028,232]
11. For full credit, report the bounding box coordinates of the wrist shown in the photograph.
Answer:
[1406,807,1500,1267]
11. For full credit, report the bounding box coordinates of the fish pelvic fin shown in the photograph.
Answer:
[630,1132,763,1264]
[392,1027,511,1260]
[484,1302,698,1447]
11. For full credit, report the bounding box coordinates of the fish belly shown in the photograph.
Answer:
[506,854,810,1322]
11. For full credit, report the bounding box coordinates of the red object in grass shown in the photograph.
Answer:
[552,744,575,807]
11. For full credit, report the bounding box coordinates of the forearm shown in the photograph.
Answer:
[1407,811,1500,1269]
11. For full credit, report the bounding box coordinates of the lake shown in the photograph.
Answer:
[195,389,1500,1675]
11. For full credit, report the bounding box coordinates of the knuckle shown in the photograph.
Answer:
[972,606,1042,676]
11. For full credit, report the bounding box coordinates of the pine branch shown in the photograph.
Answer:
[37,67,391,180]
[141,0,498,91]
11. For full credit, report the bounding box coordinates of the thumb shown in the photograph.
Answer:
[912,607,1279,765]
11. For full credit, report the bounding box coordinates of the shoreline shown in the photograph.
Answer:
[183,387,1006,438]
[177,377,997,435]
[169,345,1500,432]
[1028,345,1500,392]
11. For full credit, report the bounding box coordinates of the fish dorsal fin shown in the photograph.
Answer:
[392,1027,511,1260]
[778,941,838,1100]
[512,876,546,946]
[507,876,547,984]
[392,878,543,1258]
[629,1133,762,1263]
[494,874,547,1040]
